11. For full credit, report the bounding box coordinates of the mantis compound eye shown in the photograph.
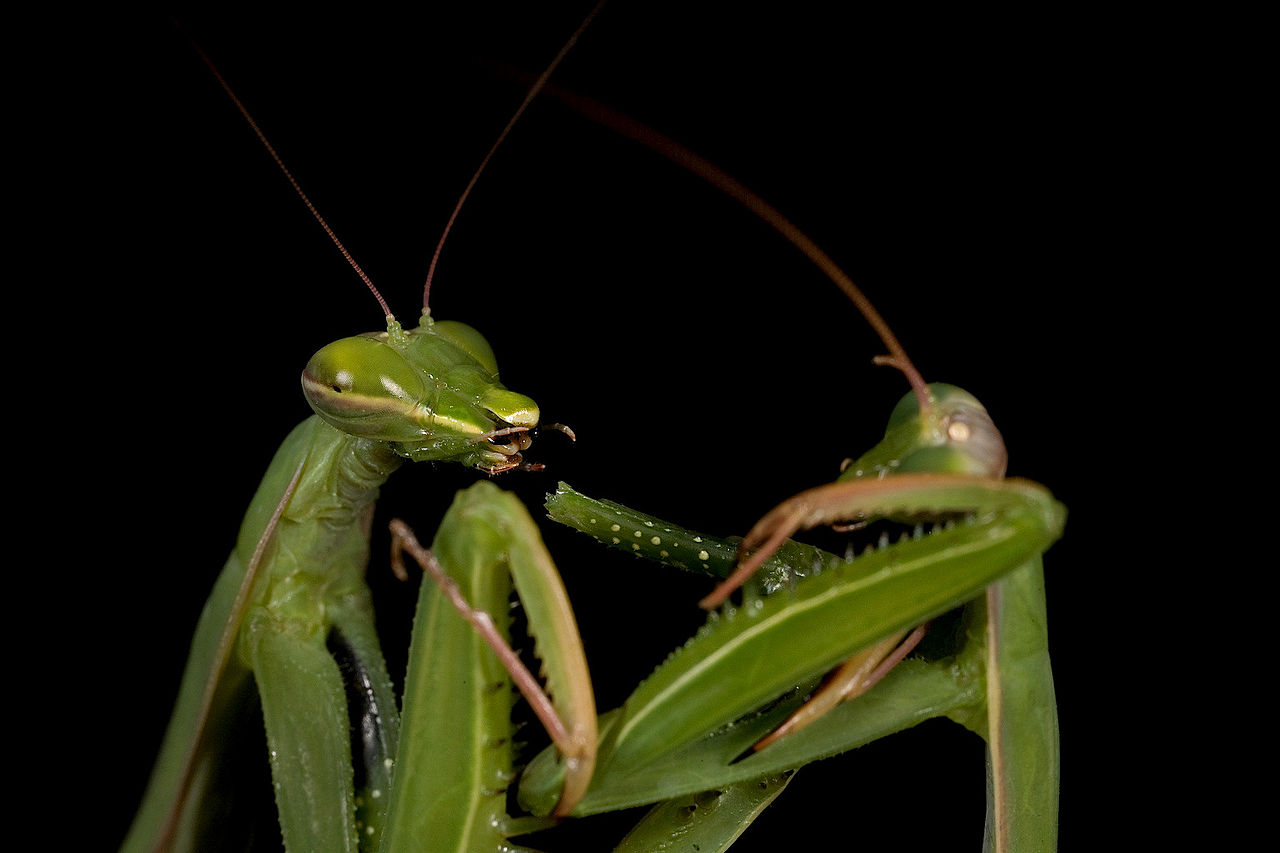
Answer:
[945,417,972,443]
[329,370,355,394]
[897,384,1007,478]
[839,383,1007,482]
[937,401,1007,479]
[300,335,445,446]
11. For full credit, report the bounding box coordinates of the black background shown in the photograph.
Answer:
[60,4,1120,849]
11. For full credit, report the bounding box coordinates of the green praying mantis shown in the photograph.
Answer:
[113,6,1068,850]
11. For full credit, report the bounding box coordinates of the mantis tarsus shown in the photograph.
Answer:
[108,7,1073,849]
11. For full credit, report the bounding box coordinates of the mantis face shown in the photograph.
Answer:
[301,318,540,473]
[839,382,1009,482]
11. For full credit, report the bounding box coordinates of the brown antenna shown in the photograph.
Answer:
[533,83,933,414]
[421,0,608,313]
[186,39,395,323]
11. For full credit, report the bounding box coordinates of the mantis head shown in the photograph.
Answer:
[839,383,1008,482]
[302,317,541,473]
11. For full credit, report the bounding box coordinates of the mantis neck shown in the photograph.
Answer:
[233,416,403,596]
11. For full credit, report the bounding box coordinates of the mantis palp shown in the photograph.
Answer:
[107,7,1072,850]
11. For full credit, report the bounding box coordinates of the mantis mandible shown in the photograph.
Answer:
[108,8,1069,850]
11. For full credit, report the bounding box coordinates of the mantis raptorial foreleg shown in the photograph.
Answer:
[519,463,1063,813]
[372,483,595,851]
[387,485,596,821]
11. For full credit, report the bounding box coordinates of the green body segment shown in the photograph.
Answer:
[981,560,1059,852]
[235,417,405,851]
[545,482,831,593]
[122,416,403,853]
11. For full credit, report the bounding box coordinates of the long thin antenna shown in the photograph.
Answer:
[187,39,395,322]
[421,0,608,313]
[533,84,933,414]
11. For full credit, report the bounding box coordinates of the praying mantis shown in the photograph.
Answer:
[104,6,1074,850]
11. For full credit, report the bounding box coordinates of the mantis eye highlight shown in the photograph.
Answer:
[944,418,972,443]
[932,393,1006,479]
[331,369,355,394]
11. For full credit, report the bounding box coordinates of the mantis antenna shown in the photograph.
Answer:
[533,84,935,415]
[421,0,608,314]
[185,3,609,328]
[186,39,396,325]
